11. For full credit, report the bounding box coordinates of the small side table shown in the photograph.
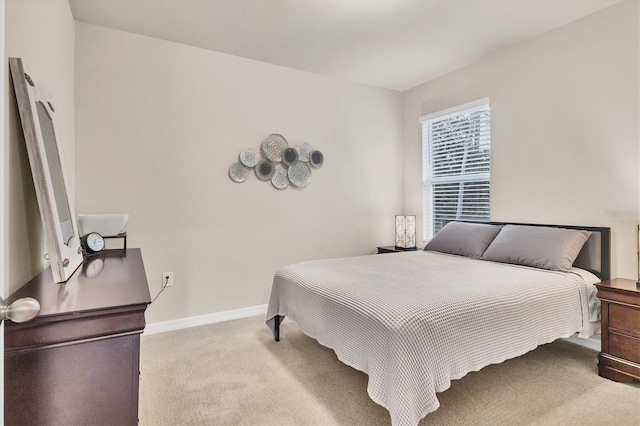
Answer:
[595,278,640,382]
[377,246,418,254]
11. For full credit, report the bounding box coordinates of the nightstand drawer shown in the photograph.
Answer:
[609,333,640,364]
[609,304,640,337]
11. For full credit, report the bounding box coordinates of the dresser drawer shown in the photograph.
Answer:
[609,333,640,364]
[609,303,640,337]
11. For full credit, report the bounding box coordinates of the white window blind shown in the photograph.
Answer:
[421,99,491,241]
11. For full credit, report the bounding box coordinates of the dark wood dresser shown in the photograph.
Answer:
[4,249,151,425]
[595,278,640,382]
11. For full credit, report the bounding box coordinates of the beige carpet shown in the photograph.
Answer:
[140,315,640,425]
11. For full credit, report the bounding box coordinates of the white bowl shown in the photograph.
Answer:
[77,214,129,237]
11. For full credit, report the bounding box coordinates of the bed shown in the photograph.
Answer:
[265,222,610,426]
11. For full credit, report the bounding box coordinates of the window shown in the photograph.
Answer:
[421,99,491,241]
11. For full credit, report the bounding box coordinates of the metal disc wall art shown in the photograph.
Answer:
[288,160,312,188]
[296,142,311,162]
[261,134,288,162]
[271,167,289,190]
[229,134,324,189]
[239,148,259,167]
[255,159,275,181]
[281,147,298,166]
[309,150,324,169]
[229,162,250,182]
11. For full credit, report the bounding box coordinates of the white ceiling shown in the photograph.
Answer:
[69,0,619,92]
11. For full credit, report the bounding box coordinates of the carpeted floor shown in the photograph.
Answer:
[139,315,640,425]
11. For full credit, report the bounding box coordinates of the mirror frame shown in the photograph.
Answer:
[9,58,82,283]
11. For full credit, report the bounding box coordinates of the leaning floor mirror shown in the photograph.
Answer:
[9,58,83,283]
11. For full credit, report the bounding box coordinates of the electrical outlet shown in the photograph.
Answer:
[162,272,174,287]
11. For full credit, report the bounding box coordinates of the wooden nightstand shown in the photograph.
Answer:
[595,278,640,382]
[377,246,418,254]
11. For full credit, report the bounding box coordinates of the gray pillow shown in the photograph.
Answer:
[481,225,591,272]
[424,221,502,259]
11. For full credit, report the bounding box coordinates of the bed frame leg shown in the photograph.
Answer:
[274,315,280,342]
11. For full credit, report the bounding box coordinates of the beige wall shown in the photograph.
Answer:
[75,23,404,323]
[403,1,639,279]
[7,1,628,321]
[3,0,75,297]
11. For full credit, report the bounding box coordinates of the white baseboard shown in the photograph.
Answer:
[562,334,601,352]
[143,304,268,336]
[144,306,603,354]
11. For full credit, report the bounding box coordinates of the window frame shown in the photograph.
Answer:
[420,98,491,242]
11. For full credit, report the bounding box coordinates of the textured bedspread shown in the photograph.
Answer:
[266,251,599,426]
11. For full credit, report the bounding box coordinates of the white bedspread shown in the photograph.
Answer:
[266,251,599,426]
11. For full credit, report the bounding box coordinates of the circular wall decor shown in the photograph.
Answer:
[288,160,312,188]
[255,159,275,181]
[296,142,311,162]
[281,147,299,166]
[261,134,288,162]
[229,162,250,183]
[271,167,289,190]
[230,135,323,189]
[309,150,324,169]
[239,148,259,167]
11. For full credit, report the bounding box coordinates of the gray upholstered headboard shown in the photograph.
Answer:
[465,221,611,280]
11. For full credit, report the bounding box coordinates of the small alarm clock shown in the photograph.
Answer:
[80,232,105,255]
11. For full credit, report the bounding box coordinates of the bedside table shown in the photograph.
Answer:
[595,278,640,382]
[377,246,418,254]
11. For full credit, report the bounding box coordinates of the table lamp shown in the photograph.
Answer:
[395,215,416,249]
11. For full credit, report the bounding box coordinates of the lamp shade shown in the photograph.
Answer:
[395,215,416,249]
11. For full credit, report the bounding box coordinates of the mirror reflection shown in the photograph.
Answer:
[36,101,73,246]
